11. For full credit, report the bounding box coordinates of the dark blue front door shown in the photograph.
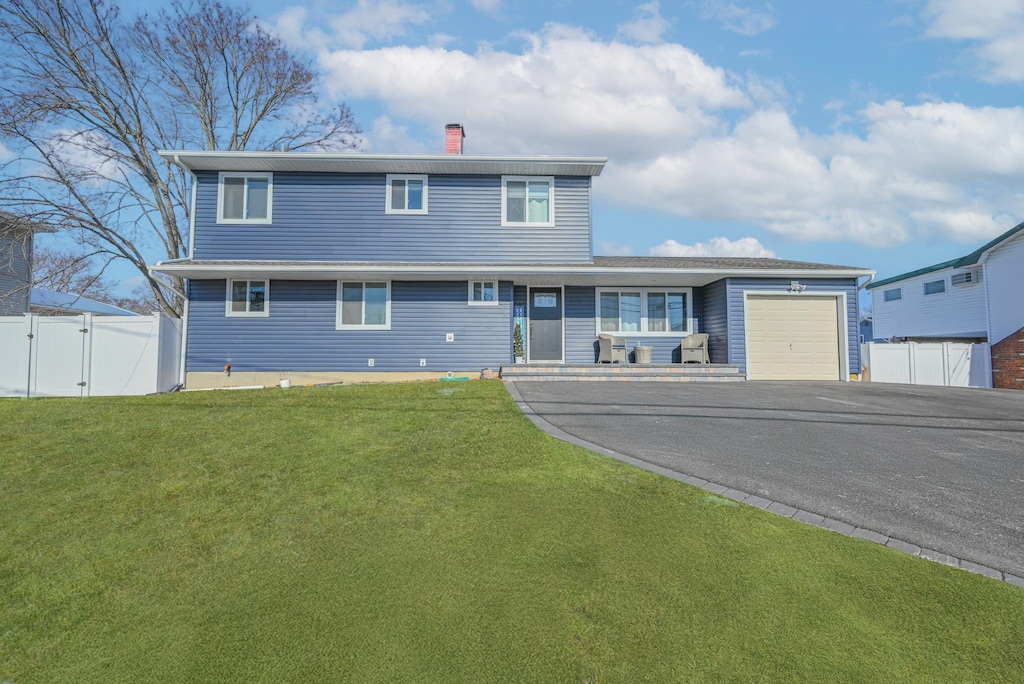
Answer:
[529,288,562,362]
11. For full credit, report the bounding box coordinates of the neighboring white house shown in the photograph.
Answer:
[868,221,1024,390]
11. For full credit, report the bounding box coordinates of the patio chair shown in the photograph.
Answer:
[680,333,710,364]
[597,334,628,363]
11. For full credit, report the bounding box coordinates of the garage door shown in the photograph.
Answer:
[746,296,841,380]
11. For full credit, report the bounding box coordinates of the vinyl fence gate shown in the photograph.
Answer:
[0,313,182,398]
[862,341,992,388]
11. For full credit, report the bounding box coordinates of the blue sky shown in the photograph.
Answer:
[125,0,1024,297]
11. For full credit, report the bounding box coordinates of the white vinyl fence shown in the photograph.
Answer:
[862,342,991,388]
[1,313,182,398]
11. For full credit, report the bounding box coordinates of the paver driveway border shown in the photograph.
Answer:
[504,381,1024,588]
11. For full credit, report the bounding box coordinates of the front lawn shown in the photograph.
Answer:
[1,381,1022,682]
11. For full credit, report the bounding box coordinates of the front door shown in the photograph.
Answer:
[529,288,563,362]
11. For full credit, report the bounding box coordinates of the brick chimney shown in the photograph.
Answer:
[445,123,465,155]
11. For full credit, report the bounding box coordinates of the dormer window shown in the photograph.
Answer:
[386,174,427,214]
[502,176,554,227]
[218,173,272,224]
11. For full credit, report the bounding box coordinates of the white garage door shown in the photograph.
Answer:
[746,296,842,380]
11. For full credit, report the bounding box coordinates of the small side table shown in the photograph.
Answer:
[634,345,653,364]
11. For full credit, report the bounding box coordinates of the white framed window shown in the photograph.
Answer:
[502,176,554,227]
[217,172,272,224]
[336,281,391,330]
[226,279,269,317]
[468,280,498,306]
[386,174,427,214]
[883,288,902,302]
[923,279,946,295]
[595,288,692,336]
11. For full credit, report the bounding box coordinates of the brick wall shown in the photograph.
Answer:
[991,326,1024,390]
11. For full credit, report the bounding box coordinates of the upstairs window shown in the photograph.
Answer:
[502,176,554,226]
[883,288,902,302]
[226,279,269,317]
[923,279,946,295]
[386,175,427,214]
[468,281,498,305]
[218,173,272,223]
[336,281,391,330]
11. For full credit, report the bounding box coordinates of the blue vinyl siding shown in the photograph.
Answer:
[724,278,860,376]
[565,286,705,364]
[193,172,592,263]
[700,279,729,364]
[186,279,513,372]
[0,232,32,315]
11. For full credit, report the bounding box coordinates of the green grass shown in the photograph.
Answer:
[1,381,1022,683]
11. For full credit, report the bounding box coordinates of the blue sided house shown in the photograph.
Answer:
[153,125,873,388]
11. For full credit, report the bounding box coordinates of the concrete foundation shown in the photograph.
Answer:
[185,370,485,389]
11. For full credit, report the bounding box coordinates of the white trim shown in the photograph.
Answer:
[225,279,270,317]
[216,172,273,224]
[385,174,428,215]
[178,297,190,386]
[741,290,850,382]
[175,154,198,260]
[467,280,499,306]
[160,150,607,177]
[593,287,695,337]
[502,176,555,228]
[335,280,392,330]
[526,285,565,364]
[153,261,875,281]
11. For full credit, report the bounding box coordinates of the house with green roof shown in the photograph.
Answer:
[867,221,1024,389]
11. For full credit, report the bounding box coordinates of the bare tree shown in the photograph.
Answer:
[31,246,163,314]
[0,0,360,316]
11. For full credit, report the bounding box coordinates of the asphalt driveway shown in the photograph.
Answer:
[510,380,1024,579]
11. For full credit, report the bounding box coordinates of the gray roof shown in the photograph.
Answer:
[154,257,869,272]
[30,287,140,316]
[867,220,1024,289]
[160,150,607,177]
[592,256,867,270]
[151,257,872,287]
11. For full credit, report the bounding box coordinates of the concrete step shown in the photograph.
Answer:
[500,364,745,382]
[504,374,746,382]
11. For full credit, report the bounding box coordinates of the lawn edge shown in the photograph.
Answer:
[502,380,1023,589]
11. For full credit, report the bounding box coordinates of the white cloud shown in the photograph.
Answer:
[273,0,432,50]
[700,1,777,36]
[923,0,1024,82]
[314,22,1024,247]
[617,2,671,44]
[650,237,776,257]
[0,141,15,164]
[469,0,501,14]
[428,33,455,47]
[321,23,749,164]
[597,240,635,256]
[363,116,430,153]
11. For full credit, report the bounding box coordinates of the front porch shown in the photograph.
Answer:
[500,363,745,382]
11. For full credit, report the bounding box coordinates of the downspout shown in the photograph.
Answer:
[172,153,196,387]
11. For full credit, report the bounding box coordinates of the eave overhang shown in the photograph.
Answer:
[150,260,874,288]
[159,151,607,177]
